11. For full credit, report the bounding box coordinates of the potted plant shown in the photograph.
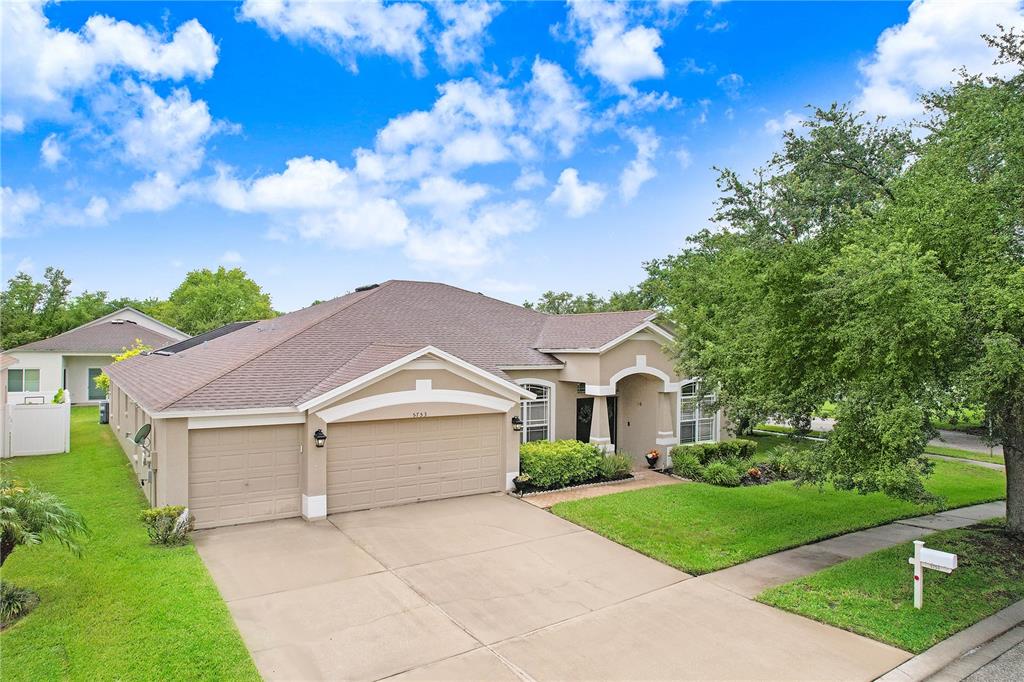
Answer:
[513,473,531,495]
[645,450,660,469]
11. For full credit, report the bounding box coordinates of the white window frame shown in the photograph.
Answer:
[7,367,41,393]
[515,379,556,443]
[679,381,717,445]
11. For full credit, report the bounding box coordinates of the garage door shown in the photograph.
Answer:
[189,424,301,529]
[327,414,503,514]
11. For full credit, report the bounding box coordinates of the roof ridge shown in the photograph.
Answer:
[543,309,654,317]
[390,280,546,318]
[7,317,176,352]
[160,281,395,410]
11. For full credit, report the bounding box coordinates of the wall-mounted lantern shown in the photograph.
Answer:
[511,416,523,432]
[313,429,327,448]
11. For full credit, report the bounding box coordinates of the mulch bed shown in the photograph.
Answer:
[516,474,634,497]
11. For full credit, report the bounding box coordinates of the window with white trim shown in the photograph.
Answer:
[519,383,550,443]
[7,368,40,392]
[680,382,716,444]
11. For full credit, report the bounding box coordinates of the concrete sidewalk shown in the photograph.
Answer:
[702,501,1006,598]
[769,418,1004,457]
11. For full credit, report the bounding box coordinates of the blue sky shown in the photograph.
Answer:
[3,0,1022,311]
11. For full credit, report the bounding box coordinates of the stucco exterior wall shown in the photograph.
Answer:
[615,373,661,465]
[598,338,678,386]
[63,355,113,403]
[4,351,63,400]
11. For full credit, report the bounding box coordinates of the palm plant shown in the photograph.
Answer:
[0,473,88,567]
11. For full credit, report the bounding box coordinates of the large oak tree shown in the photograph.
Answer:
[648,30,1024,533]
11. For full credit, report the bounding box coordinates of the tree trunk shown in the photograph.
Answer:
[1004,417,1024,537]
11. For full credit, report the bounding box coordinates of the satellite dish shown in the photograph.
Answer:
[133,423,152,444]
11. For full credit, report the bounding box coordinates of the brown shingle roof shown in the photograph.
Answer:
[106,281,665,412]
[10,320,179,354]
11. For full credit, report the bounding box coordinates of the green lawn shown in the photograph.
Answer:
[552,459,1006,575]
[757,520,1024,653]
[925,444,1004,465]
[0,407,259,681]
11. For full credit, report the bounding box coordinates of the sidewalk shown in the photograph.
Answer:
[700,500,1007,598]
[768,418,1004,457]
[520,468,679,508]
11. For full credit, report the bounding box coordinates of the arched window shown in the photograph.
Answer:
[519,383,551,443]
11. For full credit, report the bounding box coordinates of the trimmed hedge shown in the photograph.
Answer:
[670,439,757,466]
[519,440,604,489]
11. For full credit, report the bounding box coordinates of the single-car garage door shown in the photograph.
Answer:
[327,413,503,514]
[189,424,301,529]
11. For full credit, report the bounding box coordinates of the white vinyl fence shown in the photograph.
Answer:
[4,392,71,457]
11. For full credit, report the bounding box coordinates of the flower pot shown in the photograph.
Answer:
[513,478,529,495]
[645,455,659,469]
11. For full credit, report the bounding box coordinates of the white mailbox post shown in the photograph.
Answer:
[908,540,958,609]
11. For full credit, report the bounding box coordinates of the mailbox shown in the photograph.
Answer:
[908,540,958,608]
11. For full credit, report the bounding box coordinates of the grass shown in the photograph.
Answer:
[757,520,1024,653]
[552,459,1005,575]
[925,444,1004,465]
[0,407,259,682]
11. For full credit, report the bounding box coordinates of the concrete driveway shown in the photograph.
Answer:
[195,493,910,681]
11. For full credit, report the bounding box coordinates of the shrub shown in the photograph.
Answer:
[519,440,604,489]
[671,451,703,480]
[702,460,742,487]
[1,473,88,567]
[671,439,757,466]
[0,582,39,627]
[768,445,808,480]
[598,453,633,480]
[52,388,65,404]
[140,506,195,546]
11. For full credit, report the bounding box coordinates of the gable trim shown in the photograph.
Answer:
[296,345,536,412]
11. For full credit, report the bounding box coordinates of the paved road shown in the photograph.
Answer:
[773,418,1003,457]
[965,641,1024,682]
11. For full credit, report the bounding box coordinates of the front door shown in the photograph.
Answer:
[576,397,617,447]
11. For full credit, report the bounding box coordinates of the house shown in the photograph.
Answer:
[5,307,188,405]
[104,281,720,529]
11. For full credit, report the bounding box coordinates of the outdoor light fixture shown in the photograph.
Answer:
[313,429,327,448]
[511,416,523,432]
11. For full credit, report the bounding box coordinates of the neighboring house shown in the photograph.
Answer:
[5,308,188,405]
[105,281,721,529]
[1,354,17,458]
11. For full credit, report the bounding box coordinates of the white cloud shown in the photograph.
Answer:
[696,98,711,125]
[83,196,109,221]
[764,110,805,135]
[114,83,225,176]
[405,175,491,218]
[716,72,744,99]
[239,0,429,75]
[435,0,503,70]
[40,133,65,168]
[1,1,217,127]
[566,0,666,93]
[404,199,538,268]
[857,0,1024,119]
[525,58,590,156]
[607,90,680,120]
[220,250,244,264]
[210,157,410,249]
[121,172,189,213]
[548,168,605,218]
[675,145,692,169]
[513,168,547,191]
[1,187,43,236]
[619,127,660,201]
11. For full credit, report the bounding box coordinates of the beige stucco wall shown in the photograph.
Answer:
[63,355,113,403]
[615,373,661,465]
[4,351,63,400]
[109,380,157,504]
[598,338,678,386]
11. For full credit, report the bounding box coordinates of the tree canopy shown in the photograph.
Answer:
[523,282,663,314]
[161,267,275,335]
[648,29,1024,532]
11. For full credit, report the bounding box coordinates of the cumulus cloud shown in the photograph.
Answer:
[1,1,217,127]
[404,199,538,268]
[435,0,503,70]
[716,72,744,99]
[513,168,547,191]
[210,156,410,249]
[565,0,666,93]
[525,58,591,156]
[1,187,43,236]
[405,175,491,219]
[40,133,66,168]
[857,0,1024,119]
[619,126,659,201]
[764,110,805,135]
[547,168,605,218]
[121,172,190,213]
[239,0,429,75]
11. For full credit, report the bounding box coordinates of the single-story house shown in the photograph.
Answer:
[5,307,188,405]
[105,281,721,529]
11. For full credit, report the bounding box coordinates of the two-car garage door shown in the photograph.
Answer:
[326,413,503,514]
[187,413,504,527]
